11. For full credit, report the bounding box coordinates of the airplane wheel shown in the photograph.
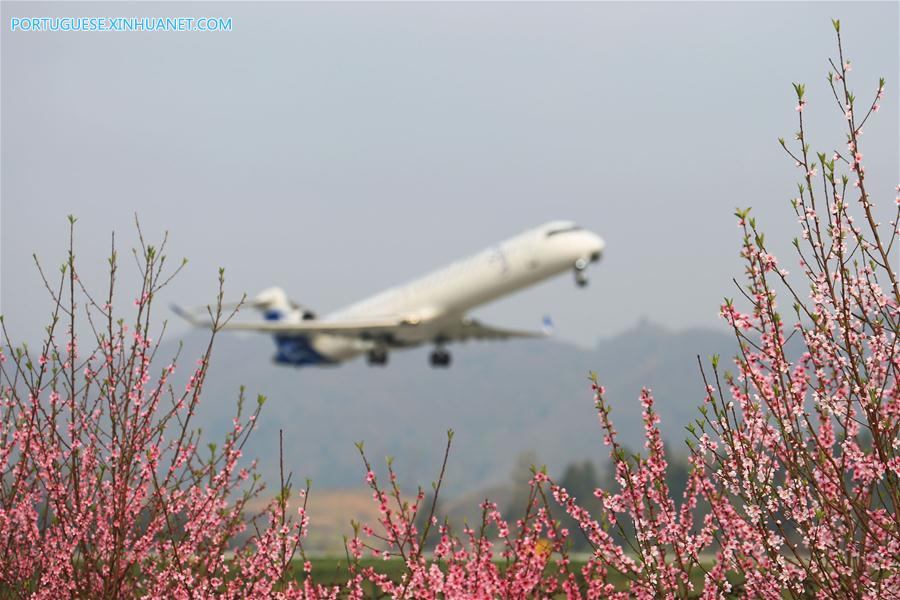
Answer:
[429,349,451,368]
[367,349,388,366]
[575,269,589,287]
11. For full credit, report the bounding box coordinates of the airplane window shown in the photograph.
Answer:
[546,225,581,237]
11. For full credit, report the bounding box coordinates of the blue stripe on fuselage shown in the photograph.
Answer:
[273,335,333,366]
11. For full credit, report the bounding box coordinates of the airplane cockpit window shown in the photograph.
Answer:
[546,225,581,237]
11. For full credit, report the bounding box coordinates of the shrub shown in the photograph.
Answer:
[0,224,313,597]
[543,21,899,598]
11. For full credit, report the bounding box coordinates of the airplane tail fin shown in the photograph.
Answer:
[252,287,293,321]
[251,287,316,322]
[173,288,317,337]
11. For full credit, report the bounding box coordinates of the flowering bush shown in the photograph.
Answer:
[0,224,321,598]
[1,22,897,599]
[540,21,899,598]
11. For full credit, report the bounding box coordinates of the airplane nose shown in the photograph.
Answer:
[588,234,605,262]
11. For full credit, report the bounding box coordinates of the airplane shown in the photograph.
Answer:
[173,220,604,368]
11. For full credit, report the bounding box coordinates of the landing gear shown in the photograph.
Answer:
[429,348,451,368]
[367,347,388,366]
[574,258,589,288]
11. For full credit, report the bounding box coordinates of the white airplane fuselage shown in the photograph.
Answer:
[276,221,604,365]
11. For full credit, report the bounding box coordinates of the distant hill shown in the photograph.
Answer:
[170,318,738,500]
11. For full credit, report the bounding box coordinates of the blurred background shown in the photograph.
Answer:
[2,1,897,551]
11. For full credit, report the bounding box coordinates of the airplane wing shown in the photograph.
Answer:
[439,317,551,342]
[172,304,414,338]
[173,305,549,342]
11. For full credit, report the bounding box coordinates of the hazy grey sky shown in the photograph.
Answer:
[2,1,898,348]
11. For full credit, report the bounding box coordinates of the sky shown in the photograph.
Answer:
[2,1,898,349]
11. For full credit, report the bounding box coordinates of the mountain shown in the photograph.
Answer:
[170,318,738,500]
